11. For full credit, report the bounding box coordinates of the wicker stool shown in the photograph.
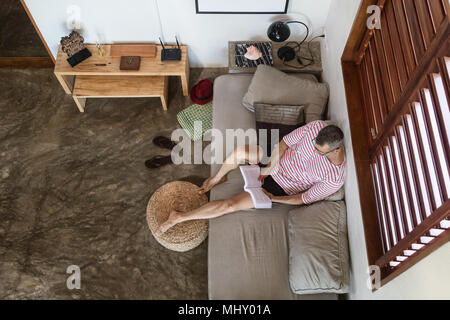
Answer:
[146,181,209,252]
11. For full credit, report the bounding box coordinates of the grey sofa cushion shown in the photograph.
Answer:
[243,65,329,123]
[288,201,349,294]
[324,186,345,201]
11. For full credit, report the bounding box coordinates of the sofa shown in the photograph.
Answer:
[207,72,349,300]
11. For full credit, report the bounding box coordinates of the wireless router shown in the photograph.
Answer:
[159,37,182,61]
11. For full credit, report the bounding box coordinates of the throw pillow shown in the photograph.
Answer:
[243,65,329,123]
[254,104,305,158]
[177,102,213,141]
[288,200,350,294]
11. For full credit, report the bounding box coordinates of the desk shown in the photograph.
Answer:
[54,44,189,112]
[228,41,322,75]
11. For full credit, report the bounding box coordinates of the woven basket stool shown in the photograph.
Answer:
[146,181,209,252]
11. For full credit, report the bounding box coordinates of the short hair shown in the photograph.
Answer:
[315,125,344,150]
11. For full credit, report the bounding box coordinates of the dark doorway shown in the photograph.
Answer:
[0,0,53,67]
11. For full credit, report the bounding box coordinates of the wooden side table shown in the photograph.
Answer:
[54,44,189,112]
[228,41,322,75]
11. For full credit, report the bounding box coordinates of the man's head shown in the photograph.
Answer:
[313,125,344,156]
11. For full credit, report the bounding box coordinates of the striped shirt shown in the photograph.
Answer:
[271,120,346,204]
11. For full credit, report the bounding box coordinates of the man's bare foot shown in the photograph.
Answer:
[199,175,227,194]
[155,210,181,236]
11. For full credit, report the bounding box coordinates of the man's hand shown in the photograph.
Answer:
[260,166,272,176]
[262,189,274,200]
[258,166,272,184]
[262,190,305,206]
[258,175,268,184]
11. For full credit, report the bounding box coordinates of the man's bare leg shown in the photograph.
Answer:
[155,191,254,236]
[199,145,262,194]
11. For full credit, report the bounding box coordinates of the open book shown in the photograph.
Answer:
[240,165,272,209]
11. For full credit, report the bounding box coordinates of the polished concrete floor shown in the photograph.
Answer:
[0,67,228,299]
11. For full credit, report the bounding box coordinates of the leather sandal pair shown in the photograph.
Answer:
[145,136,176,169]
[152,136,177,150]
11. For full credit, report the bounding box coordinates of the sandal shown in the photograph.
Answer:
[145,155,173,169]
[153,136,177,150]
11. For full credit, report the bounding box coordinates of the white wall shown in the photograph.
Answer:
[25,0,332,67]
[321,0,450,299]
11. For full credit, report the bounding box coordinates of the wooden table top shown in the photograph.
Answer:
[54,44,188,76]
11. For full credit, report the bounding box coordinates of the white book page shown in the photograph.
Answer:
[240,165,262,189]
[246,188,272,209]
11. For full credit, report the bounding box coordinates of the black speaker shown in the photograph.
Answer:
[267,21,291,42]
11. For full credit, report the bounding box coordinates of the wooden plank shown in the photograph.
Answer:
[414,0,436,49]
[402,0,427,60]
[385,139,407,239]
[375,201,450,267]
[405,110,434,218]
[426,0,446,34]
[372,161,393,250]
[373,29,395,110]
[384,0,409,90]
[380,12,402,103]
[369,38,389,122]
[422,81,450,201]
[365,49,383,131]
[390,132,416,233]
[0,57,53,68]
[73,75,166,97]
[110,44,157,57]
[341,61,385,266]
[434,57,450,157]
[54,44,188,76]
[359,59,379,141]
[392,0,418,72]
[397,120,424,226]
[412,99,444,211]
[379,149,400,245]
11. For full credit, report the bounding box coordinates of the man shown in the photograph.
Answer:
[156,120,346,236]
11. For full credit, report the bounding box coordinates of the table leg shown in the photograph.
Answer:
[181,60,190,96]
[54,73,75,95]
[160,76,169,111]
[73,96,86,113]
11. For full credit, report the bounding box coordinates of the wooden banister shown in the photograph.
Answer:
[342,0,449,288]
[375,201,449,267]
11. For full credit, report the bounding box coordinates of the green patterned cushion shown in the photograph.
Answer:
[177,102,213,141]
